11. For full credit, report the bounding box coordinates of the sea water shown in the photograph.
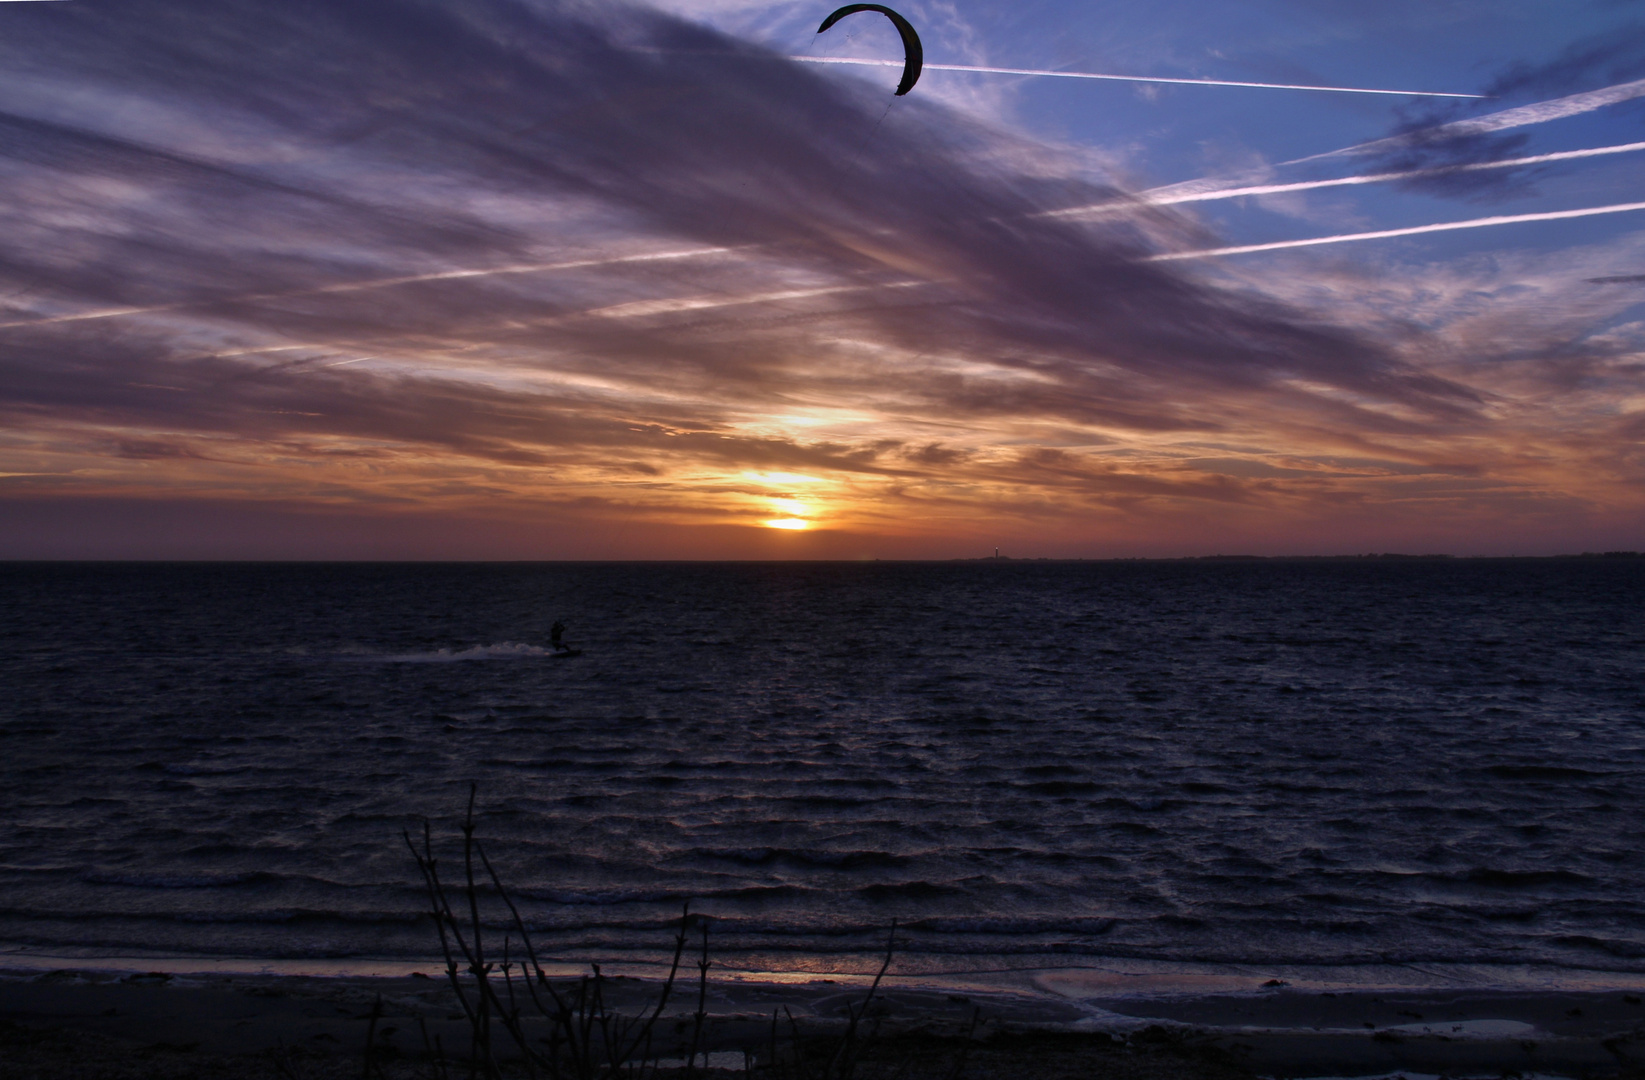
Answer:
[1,559,1642,980]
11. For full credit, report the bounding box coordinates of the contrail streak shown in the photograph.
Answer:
[1151,199,1645,260]
[1046,140,1645,217]
[1155,141,1645,204]
[790,55,1483,98]
[0,247,739,330]
[1144,76,1645,206]
[583,284,875,320]
[1298,77,1645,163]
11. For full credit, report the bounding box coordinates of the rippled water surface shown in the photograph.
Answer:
[2,560,1644,976]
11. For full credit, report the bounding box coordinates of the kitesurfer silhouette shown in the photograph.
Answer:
[550,620,570,652]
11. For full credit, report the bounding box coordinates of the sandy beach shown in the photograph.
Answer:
[7,957,1645,1079]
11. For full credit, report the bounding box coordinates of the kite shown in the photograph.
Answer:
[816,4,923,96]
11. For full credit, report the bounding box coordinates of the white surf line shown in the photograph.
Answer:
[0,246,741,330]
[791,55,1483,98]
[1047,140,1645,217]
[1150,199,1645,260]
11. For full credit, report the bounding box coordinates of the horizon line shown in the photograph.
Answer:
[0,553,1637,563]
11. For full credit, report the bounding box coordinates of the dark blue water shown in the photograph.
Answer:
[2,560,1644,978]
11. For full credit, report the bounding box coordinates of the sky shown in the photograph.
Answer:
[0,0,1642,559]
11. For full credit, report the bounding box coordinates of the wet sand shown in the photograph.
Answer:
[7,959,1645,1078]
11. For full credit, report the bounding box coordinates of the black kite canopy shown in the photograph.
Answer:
[816,4,924,96]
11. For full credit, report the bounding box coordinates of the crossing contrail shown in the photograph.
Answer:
[1296,76,1645,164]
[1151,199,1645,260]
[582,282,902,320]
[1046,140,1645,217]
[790,55,1483,98]
[1152,141,1645,204]
[1140,76,1645,207]
[0,247,740,330]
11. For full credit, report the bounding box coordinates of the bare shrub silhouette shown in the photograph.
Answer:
[405,785,964,1080]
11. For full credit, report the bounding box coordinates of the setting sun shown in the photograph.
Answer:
[2,0,1641,566]
[3,3,1643,1075]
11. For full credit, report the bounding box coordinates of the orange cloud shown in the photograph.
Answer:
[0,0,1639,557]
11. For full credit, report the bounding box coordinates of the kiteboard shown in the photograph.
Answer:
[551,648,583,659]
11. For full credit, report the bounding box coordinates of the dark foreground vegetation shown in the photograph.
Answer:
[0,1015,1264,1080]
[0,790,1258,1080]
[12,790,1645,1079]
[400,785,978,1079]
[0,782,1263,1079]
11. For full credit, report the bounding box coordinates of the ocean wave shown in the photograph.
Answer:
[8,560,1645,973]
[1466,868,1594,888]
[512,884,812,906]
[900,916,1118,935]
[1486,764,1609,780]
[688,848,914,870]
[80,870,275,889]
[1017,780,1103,795]
[374,643,555,662]
[0,904,424,926]
[854,881,959,901]
[162,762,253,776]
[1550,935,1645,959]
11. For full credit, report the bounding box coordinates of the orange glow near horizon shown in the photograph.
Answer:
[5,1,1645,562]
